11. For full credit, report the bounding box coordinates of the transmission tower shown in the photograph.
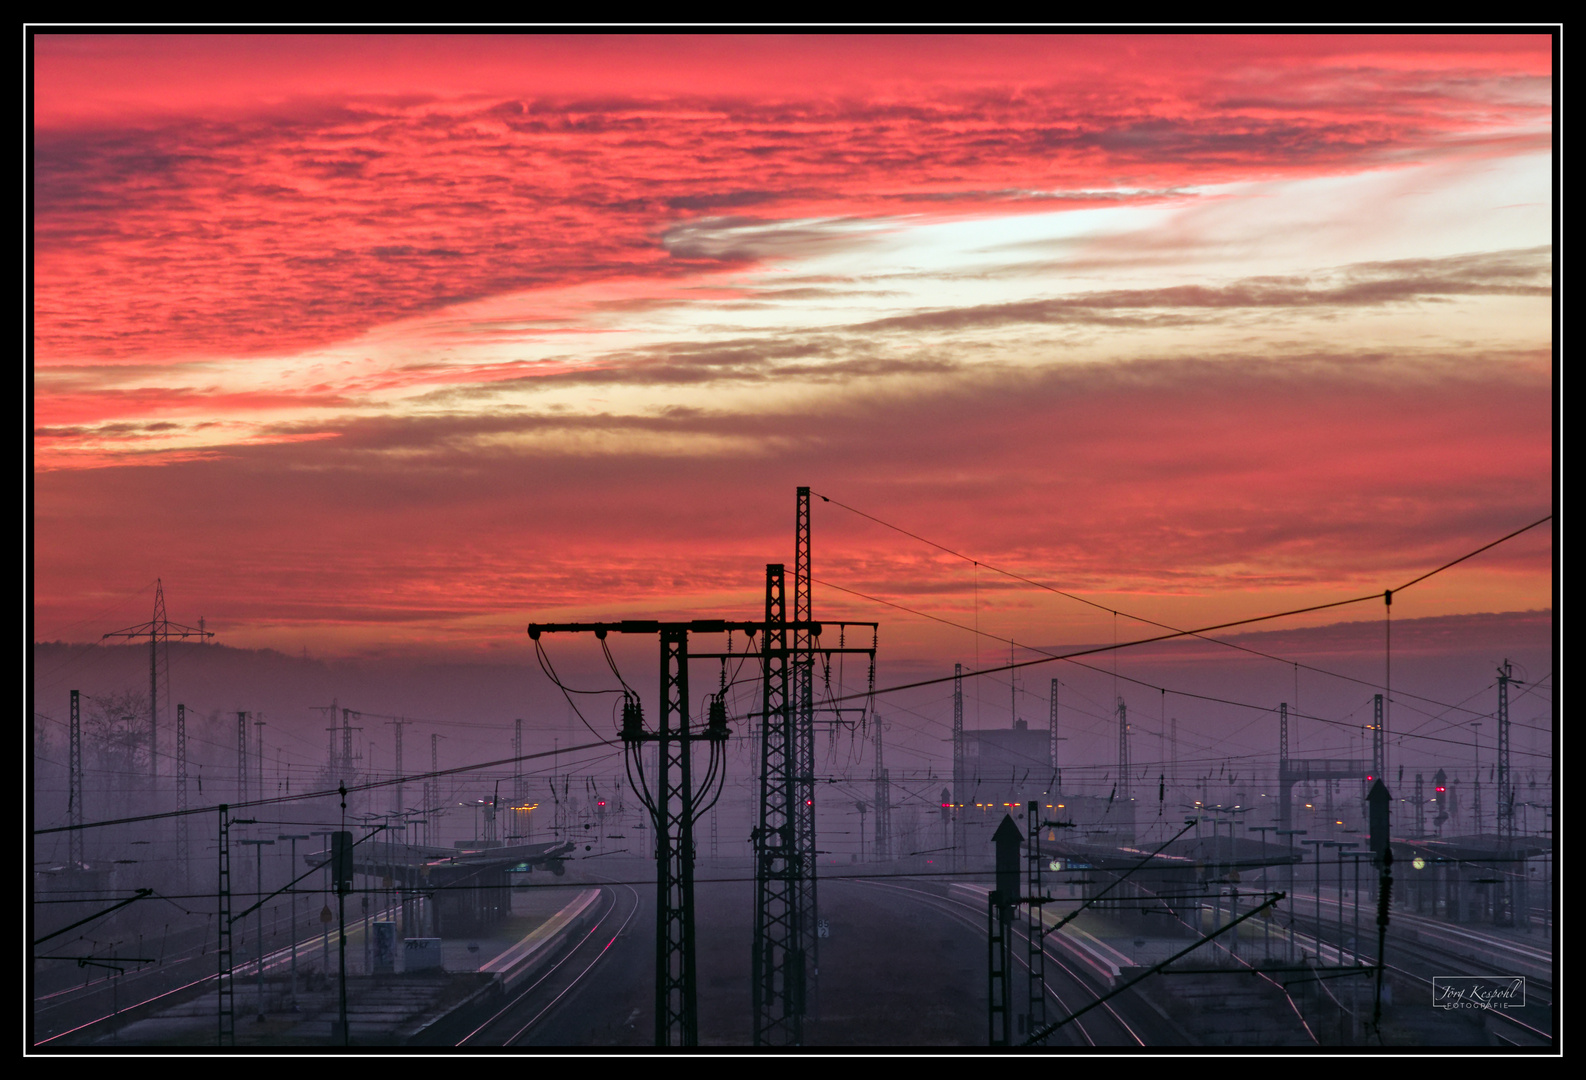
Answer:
[1025,800,1047,1038]
[1279,702,1288,770]
[236,712,250,804]
[528,579,872,1047]
[1048,678,1059,778]
[68,690,83,868]
[514,719,524,801]
[387,717,411,815]
[101,578,213,784]
[953,663,964,862]
[310,700,338,783]
[1117,697,1131,799]
[1497,660,1517,843]
[791,487,818,993]
[254,715,267,804]
[341,709,363,784]
[1472,722,1483,836]
[1371,694,1384,781]
[177,703,190,883]
[873,718,890,862]
[754,564,798,1045]
[217,805,237,1046]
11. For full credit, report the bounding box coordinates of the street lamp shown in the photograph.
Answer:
[1277,829,1306,962]
[239,838,275,1020]
[1300,838,1328,961]
[278,834,309,1008]
[1250,825,1278,962]
[310,830,337,976]
[385,820,408,940]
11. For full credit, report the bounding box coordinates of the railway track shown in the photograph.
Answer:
[1285,889,1553,1045]
[33,899,394,1046]
[847,877,1163,1047]
[451,883,642,1047]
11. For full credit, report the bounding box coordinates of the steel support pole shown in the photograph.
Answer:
[654,627,697,1046]
[753,564,800,1045]
[792,488,817,1001]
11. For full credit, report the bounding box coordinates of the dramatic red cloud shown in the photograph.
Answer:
[29,34,1554,667]
[34,35,1551,364]
[31,351,1552,655]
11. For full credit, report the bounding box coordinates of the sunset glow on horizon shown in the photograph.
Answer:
[31,33,1554,663]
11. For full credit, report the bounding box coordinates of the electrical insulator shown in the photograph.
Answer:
[621,696,644,742]
[707,697,729,740]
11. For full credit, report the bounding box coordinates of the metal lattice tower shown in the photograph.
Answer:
[654,627,697,1044]
[514,719,524,802]
[1279,702,1288,767]
[1497,660,1515,843]
[1371,694,1384,781]
[1025,800,1047,1037]
[312,699,338,782]
[1117,697,1131,799]
[68,690,83,867]
[177,703,190,883]
[339,709,363,787]
[1414,773,1426,837]
[953,663,964,859]
[527,561,871,1048]
[387,717,410,815]
[217,804,236,1046]
[1472,722,1483,836]
[1048,678,1059,777]
[754,563,800,1045]
[254,715,267,800]
[236,712,250,804]
[791,487,818,989]
[527,591,843,1047]
[988,898,1012,1045]
[100,579,214,785]
[873,720,890,862]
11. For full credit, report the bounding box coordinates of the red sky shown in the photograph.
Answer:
[32,33,1553,690]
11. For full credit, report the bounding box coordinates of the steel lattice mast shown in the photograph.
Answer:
[1048,678,1059,781]
[237,712,250,804]
[101,579,213,784]
[1371,694,1384,780]
[873,719,890,862]
[1117,697,1131,799]
[1497,659,1516,843]
[527,592,867,1047]
[753,564,799,1044]
[655,627,697,1043]
[953,663,964,864]
[791,487,818,994]
[68,690,83,867]
[177,703,190,884]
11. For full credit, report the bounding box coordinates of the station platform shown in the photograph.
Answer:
[77,882,602,1048]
